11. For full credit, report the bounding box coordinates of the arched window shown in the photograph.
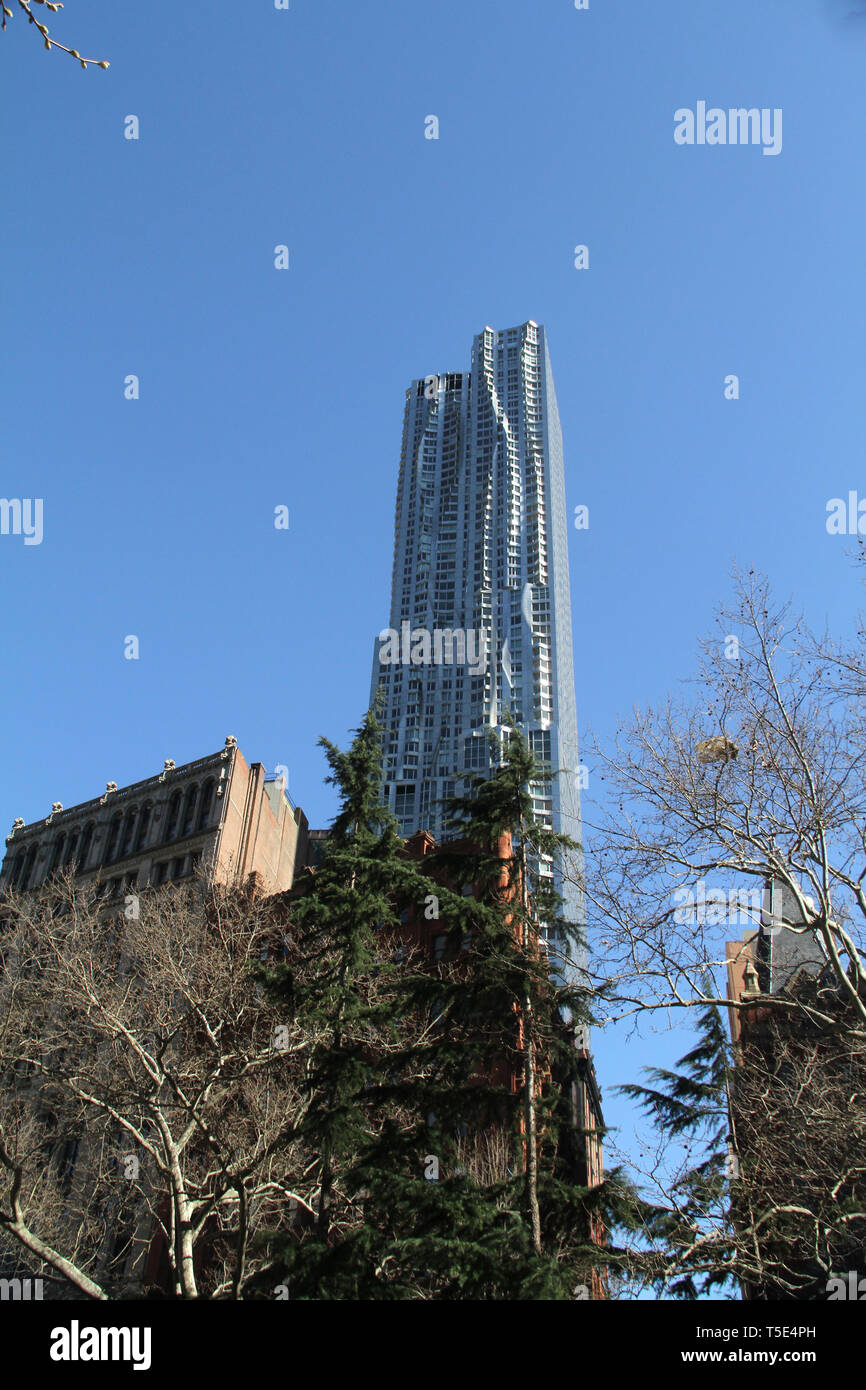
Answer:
[164,789,183,839]
[22,846,38,888]
[104,812,122,865]
[164,789,180,839]
[50,834,67,873]
[64,830,79,867]
[7,853,24,886]
[135,802,152,852]
[77,824,94,872]
[181,785,198,837]
[197,780,214,832]
[119,808,138,860]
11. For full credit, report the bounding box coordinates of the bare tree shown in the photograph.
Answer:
[611,987,866,1300]
[581,566,866,1040]
[0,866,446,1300]
[569,564,866,1297]
[731,997,866,1299]
[0,873,323,1299]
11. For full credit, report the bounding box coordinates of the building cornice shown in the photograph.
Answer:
[6,744,235,844]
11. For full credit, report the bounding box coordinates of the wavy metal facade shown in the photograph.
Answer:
[370,322,586,1012]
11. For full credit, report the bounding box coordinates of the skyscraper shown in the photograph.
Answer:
[370,321,585,992]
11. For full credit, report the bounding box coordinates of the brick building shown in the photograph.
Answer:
[724,878,866,1300]
[0,736,309,900]
[0,736,311,1298]
[397,827,604,1196]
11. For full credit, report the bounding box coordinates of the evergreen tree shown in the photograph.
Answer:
[256,706,434,1298]
[345,719,636,1298]
[619,981,866,1299]
[616,991,739,1298]
[260,711,640,1300]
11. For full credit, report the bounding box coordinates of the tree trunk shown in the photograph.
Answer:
[522,988,542,1256]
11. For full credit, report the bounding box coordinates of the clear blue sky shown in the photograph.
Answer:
[3,0,864,1210]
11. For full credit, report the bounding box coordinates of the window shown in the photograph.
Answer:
[119,808,138,859]
[21,846,37,888]
[153,861,169,886]
[197,780,214,832]
[21,839,37,884]
[56,1139,80,1196]
[50,834,66,873]
[134,803,152,852]
[76,823,94,872]
[463,736,488,772]
[181,786,198,837]
[164,791,181,842]
[104,813,122,864]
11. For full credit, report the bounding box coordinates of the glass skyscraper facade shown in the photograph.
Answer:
[370,321,585,997]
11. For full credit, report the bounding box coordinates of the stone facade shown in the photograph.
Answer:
[0,736,309,900]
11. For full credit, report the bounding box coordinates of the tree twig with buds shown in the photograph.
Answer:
[1,0,109,70]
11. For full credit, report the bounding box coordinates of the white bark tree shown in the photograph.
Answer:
[0,873,322,1299]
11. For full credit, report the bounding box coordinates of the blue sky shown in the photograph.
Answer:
[3,0,865,1222]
